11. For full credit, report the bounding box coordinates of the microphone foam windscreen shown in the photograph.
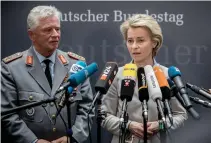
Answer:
[137,67,149,101]
[95,62,118,94]
[120,64,137,101]
[69,62,98,87]
[69,61,86,74]
[123,64,137,79]
[144,65,162,101]
[168,66,181,79]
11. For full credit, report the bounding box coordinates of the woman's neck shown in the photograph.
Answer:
[134,58,154,68]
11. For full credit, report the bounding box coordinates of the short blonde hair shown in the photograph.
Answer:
[120,14,163,57]
[27,5,61,30]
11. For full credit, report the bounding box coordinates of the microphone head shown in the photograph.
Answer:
[168,66,181,79]
[153,66,171,100]
[123,63,137,79]
[69,62,98,87]
[144,65,162,101]
[120,79,136,101]
[76,60,87,68]
[120,64,137,101]
[137,67,149,102]
[69,61,87,74]
[95,62,118,94]
[153,66,169,88]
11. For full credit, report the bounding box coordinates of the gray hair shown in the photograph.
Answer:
[120,14,163,57]
[27,5,61,30]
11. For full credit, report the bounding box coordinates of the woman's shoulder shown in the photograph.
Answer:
[157,64,169,78]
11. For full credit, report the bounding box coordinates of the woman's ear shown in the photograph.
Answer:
[152,40,157,49]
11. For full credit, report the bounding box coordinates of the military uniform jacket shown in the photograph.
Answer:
[1,47,95,143]
[101,63,188,143]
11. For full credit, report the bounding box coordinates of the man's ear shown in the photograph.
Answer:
[28,30,35,42]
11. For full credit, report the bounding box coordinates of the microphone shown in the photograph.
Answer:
[119,64,137,128]
[55,62,98,117]
[137,67,149,121]
[168,79,185,107]
[120,64,137,102]
[58,61,87,108]
[56,62,98,93]
[186,83,211,102]
[189,96,211,108]
[88,62,118,112]
[154,66,173,125]
[144,65,166,125]
[168,66,200,119]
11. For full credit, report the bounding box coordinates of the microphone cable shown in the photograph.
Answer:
[54,101,70,143]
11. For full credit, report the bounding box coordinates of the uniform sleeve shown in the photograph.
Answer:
[71,78,94,143]
[1,61,38,143]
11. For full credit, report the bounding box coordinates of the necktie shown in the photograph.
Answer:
[43,59,52,88]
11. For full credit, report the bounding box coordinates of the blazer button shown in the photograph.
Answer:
[52,114,56,119]
[52,127,56,132]
[50,102,54,106]
[29,96,33,101]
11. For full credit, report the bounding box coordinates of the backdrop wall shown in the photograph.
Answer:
[2,1,211,143]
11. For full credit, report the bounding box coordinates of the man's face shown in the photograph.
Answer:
[29,16,61,57]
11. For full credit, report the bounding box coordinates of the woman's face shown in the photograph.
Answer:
[126,27,156,64]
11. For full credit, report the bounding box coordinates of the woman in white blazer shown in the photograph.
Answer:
[101,14,188,143]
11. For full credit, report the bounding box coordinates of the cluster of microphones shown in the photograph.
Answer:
[56,61,211,121]
[53,60,211,143]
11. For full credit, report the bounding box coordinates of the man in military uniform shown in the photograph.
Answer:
[1,5,95,143]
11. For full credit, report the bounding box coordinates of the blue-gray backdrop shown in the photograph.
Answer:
[2,1,211,143]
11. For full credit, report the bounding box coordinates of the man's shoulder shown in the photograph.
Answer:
[57,50,85,62]
[2,51,27,64]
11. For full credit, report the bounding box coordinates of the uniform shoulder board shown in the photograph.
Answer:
[2,52,23,64]
[67,52,85,61]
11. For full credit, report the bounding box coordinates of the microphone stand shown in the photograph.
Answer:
[56,89,75,143]
[88,91,105,143]
[190,96,211,108]
[65,90,72,143]
[2,89,74,143]
[119,99,128,143]
[157,102,167,143]
[1,97,56,116]
[142,101,148,143]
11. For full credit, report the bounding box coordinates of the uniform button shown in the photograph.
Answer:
[52,114,56,119]
[29,96,33,101]
[50,102,54,106]
[52,128,56,132]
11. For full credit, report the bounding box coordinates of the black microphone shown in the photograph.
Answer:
[186,83,211,102]
[168,67,200,120]
[144,65,166,125]
[154,66,173,125]
[137,67,149,121]
[88,62,118,111]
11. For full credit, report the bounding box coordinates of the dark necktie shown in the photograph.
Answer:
[43,59,52,88]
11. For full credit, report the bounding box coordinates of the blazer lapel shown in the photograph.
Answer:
[26,47,51,96]
[51,52,70,97]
